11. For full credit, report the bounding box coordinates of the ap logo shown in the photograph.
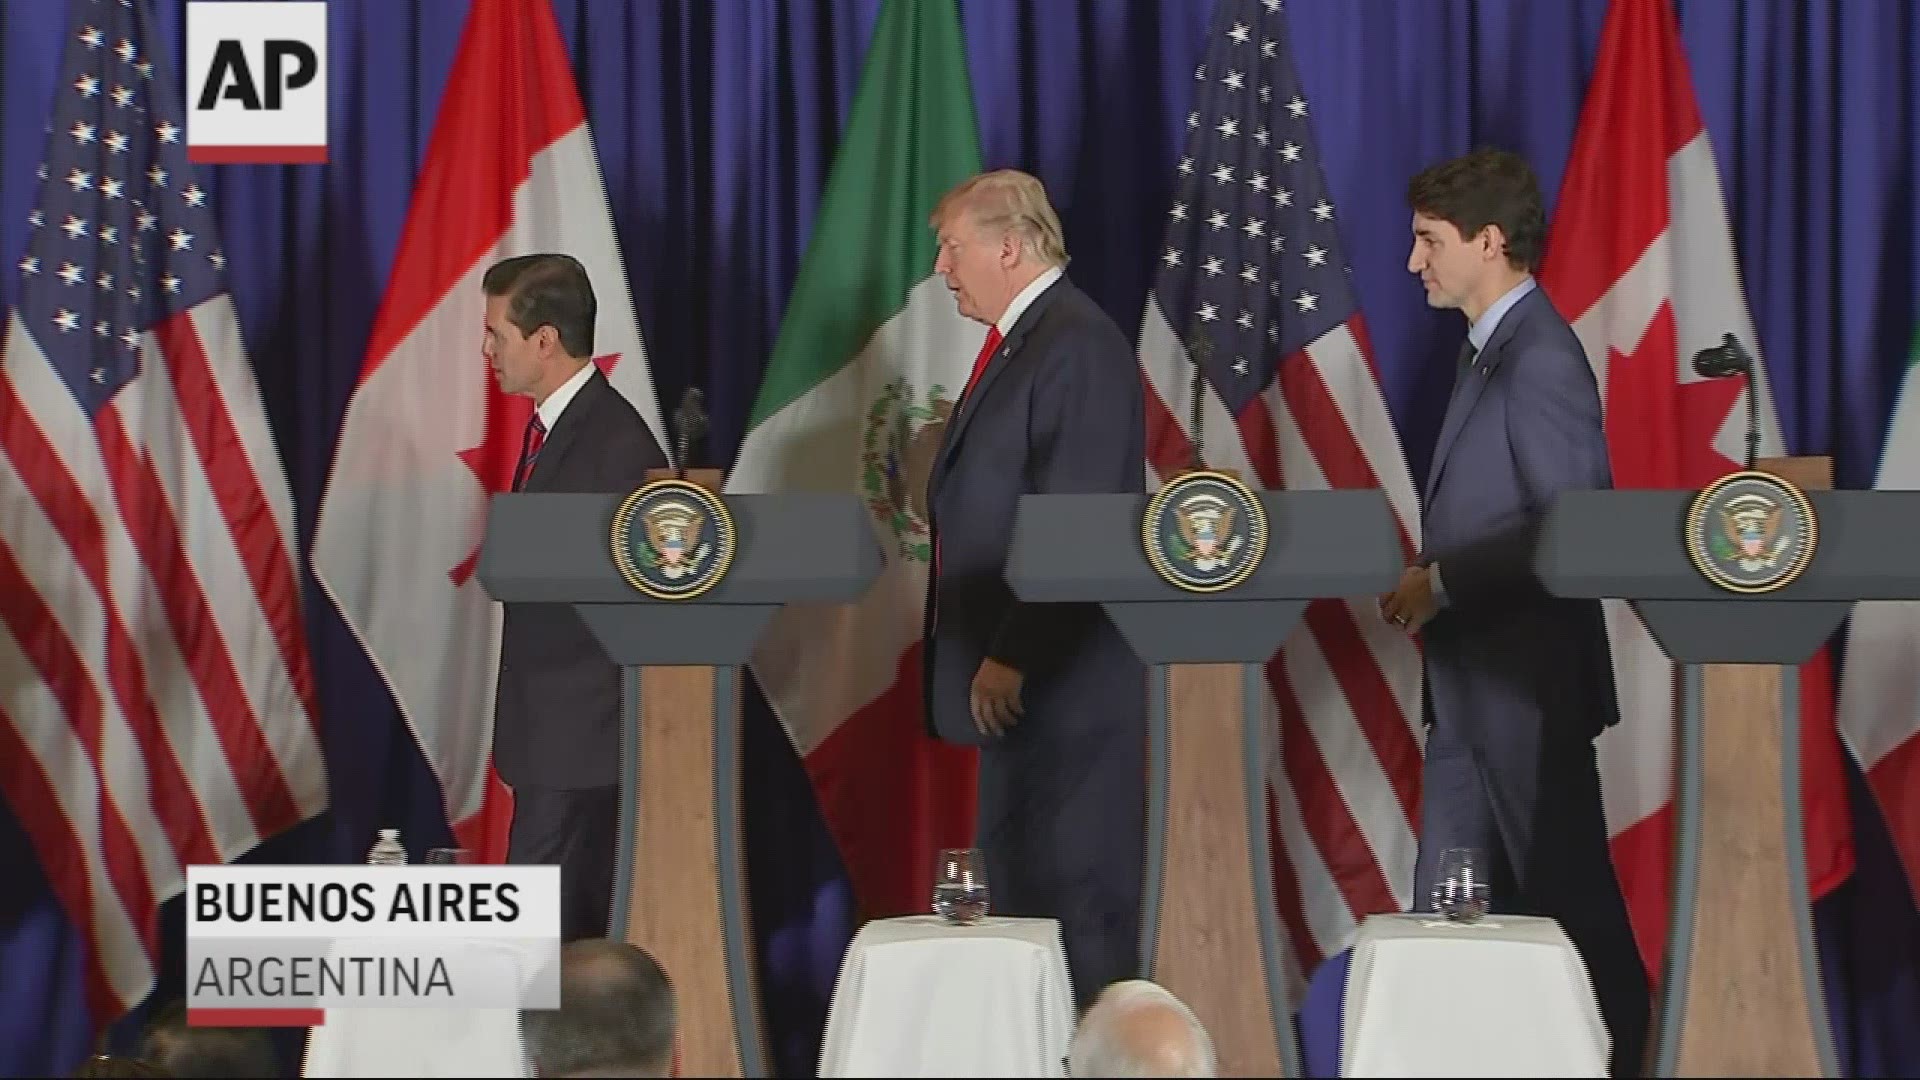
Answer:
[186,2,327,164]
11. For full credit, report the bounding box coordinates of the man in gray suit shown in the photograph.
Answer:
[1381,148,1649,1077]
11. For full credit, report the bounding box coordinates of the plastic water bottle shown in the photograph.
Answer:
[367,828,408,866]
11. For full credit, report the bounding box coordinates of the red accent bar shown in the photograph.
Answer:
[188,1008,325,1027]
[188,145,328,164]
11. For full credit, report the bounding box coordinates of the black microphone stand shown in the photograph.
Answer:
[1743,365,1760,471]
[673,387,707,482]
[1188,328,1212,474]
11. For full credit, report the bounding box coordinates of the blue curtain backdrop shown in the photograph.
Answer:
[3,0,1918,1074]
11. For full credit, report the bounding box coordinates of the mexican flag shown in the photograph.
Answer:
[725,0,982,917]
[1838,332,1920,894]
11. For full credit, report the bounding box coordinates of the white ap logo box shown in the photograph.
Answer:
[186,1,327,163]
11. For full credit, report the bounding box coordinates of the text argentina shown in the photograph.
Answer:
[194,954,454,998]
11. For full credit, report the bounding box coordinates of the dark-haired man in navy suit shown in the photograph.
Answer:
[1383,148,1650,1077]
[921,169,1147,1008]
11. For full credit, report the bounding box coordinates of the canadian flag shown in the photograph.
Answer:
[310,0,669,862]
[1537,0,1854,979]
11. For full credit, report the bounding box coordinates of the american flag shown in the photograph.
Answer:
[1138,0,1425,989]
[0,0,326,1022]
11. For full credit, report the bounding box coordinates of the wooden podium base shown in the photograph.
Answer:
[1657,456,1837,1078]
[1146,662,1295,1078]
[609,467,767,1078]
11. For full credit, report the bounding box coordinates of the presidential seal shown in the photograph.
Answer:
[1143,470,1268,593]
[861,379,954,563]
[610,478,736,600]
[1684,470,1817,594]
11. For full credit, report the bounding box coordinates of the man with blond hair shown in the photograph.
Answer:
[921,169,1147,1005]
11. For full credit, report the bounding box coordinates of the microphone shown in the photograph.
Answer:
[1692,332,1752,379]
[1187,327,1212,473]
[672,386,707,481]
[1691,333,1759,470]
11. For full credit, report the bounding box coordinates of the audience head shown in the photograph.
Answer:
[522,938,677,1078]
[72,1055,169,1078]
[1067,980,1217,1078]
[135,999,278,1078]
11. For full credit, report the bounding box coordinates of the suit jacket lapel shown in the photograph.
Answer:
[1423,289,1535,504]
[934,277,1067,486]
[524,368,605,492]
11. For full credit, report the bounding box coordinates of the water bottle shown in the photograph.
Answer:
[366,828,408,866]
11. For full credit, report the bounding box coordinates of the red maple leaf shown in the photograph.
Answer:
[448,352,622,585]
[1603,301,1744,490]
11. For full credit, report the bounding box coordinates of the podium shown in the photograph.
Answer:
[1006,488,1403,1078]
[1535,457,1920,1077]
[478,473,882,1079]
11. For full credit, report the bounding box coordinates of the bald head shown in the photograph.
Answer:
[1068,980,1216,1078]
[522,939,676,1078]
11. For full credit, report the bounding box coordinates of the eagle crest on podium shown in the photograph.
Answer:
[1685,470,1816,594]
[1143,470,1267,593]
[612,478,736,600]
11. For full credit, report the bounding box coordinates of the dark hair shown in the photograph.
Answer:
[522,940,676,1078]
[72,1055,169,1078]
[136,999,278,1079]
[1406,147,1546,272]
[482,253,597,359]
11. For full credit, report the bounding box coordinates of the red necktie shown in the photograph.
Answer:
[961,327,1003,402]
[512,412,547,492]
[932,327,1004,623]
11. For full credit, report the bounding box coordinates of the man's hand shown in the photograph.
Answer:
[1380,564,1438,634]
[970,657,1024,738]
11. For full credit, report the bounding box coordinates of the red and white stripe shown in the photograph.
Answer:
[311,0,668,864]
[0,296,327,1021]
[1540,0,1854,981]
[1139,297,1425,984]
[1836,348,1920,886]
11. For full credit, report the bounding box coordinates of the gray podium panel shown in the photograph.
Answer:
[1537,490,1920,663]
[1008,490,1403,663]
[479,491,883,606]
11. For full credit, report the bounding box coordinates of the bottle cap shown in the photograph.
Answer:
[379,828,399,840]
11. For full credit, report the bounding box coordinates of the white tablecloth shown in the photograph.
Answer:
[301,1007,529,1077]
[300,937,548,1077]
[1341,913,1609,1077]
[818,915,1077,1078]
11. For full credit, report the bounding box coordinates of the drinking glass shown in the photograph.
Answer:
[425,847,475,865]
[932,847,989,924]
[1433,847,1490,922]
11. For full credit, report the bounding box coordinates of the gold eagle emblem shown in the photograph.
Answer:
[1176,498,1235,560]
[1684,470,1817,594]
[643,500,706,570]
[611,478,736,600]
[1719,493,1787,570]
[1141,470,1268,593]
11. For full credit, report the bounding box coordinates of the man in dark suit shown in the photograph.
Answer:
[922,170,1148,1007]
[484,253,666,941]
[1381,149,1650,1076]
